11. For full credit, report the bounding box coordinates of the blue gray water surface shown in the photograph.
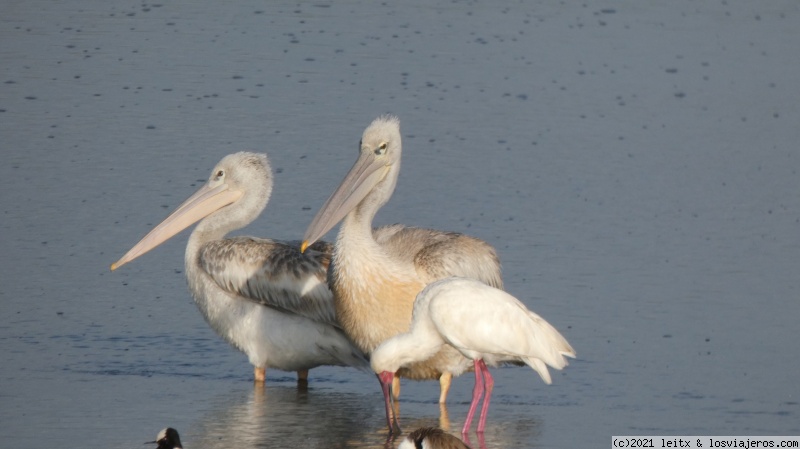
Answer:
[2,1,799,448]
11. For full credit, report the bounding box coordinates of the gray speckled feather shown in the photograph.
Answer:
[374,224,503,289]
[199,236,338,326]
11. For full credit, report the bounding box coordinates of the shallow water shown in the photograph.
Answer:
[2,1,799,447]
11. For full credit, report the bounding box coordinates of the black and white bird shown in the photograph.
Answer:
[398,427,471,449]
[147,428,182,449]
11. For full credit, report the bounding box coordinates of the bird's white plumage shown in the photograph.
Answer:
[373,277,574,378]
[397,440,414,449]
[422,278,573,384]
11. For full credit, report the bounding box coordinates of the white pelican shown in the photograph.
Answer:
[398,427,472,449]
[111,152,368,382]
[148,428,183,449]
[371,277,575,435]
[301,115,503,431]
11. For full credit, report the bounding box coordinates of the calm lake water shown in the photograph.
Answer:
[2,1,799,448]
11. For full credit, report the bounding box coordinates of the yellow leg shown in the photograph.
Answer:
[296,369,309,391]
[439,372,452,404]
[254,366,266,382]
[253,380,265,403]
[391,375,402,426]
[439,402,451,431]
[391,375,401,401]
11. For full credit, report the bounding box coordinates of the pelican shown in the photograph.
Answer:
[398,427,471,449]
[301,115,503,431]
[148,428,183,449]
[371,277,575,435]
[111,152,367,382]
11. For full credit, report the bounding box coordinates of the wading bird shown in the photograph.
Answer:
[371,277,575,434]
[112,152,367,382]
[301,116,503,432]
[148,428,183,449]
[398,427,471,449]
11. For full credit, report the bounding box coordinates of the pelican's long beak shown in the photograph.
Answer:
[301,152,388,252]
[111,182,242,271]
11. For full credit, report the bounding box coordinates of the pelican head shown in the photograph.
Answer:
[301,115,401,252]
[111,152,272,270]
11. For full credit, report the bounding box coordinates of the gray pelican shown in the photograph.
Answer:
[148,428,183,449]
[371,277,575,434]
[301,116,503,431]
[111,152,367,382]
[398,427,471,449]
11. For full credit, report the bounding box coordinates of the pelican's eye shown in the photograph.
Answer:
[375,142,388,155]
[214,169,224,181]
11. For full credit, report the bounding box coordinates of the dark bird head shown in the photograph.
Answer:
[146,428,183,449]
[399,427,471,449]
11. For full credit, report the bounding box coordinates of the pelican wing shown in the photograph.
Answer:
[199,236,338,325]
[374,224,503,289]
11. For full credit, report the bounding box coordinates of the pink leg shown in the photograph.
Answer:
[461,359,485,434]
[378,372,401,434]
[476,360,494,433]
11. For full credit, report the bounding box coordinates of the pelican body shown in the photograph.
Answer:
[112,152,367,382]
[371,277,575,434]
[302,116,503,431]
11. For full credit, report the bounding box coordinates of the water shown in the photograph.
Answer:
[2,1,799,447]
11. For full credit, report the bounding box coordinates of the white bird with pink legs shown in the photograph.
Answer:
[371,277,575,435]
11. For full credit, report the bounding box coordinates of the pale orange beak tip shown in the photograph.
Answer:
[300,241,309,253]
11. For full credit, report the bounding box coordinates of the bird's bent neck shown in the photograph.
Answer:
[374,325,444,373]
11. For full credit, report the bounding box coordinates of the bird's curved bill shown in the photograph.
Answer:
[301,152,387,252]
[110,183,242,271]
